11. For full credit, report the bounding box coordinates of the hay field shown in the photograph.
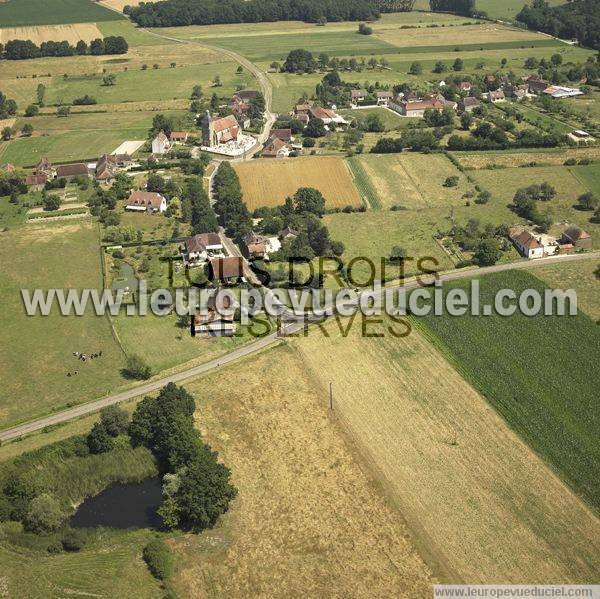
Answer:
[169,345,433,597]
[293,317,600,583]
[375,22,542,48]
[350,153,474,210]
[0,0,120,27]
[0,23,103,45]
[100,0,147,11]
[0,220,126,427]
[234,157,362,210]
[453,147,600,169]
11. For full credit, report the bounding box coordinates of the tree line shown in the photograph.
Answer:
[429,0,476,17]
[517,0,599,50]
[127,0,380,27]
[212,162,252,243]
[1,36,128,61]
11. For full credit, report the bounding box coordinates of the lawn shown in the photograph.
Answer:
[348,153,475,210]
[0,219,127,428]
[452,147,600,169]
[0,0,121,27]
[338,107,416,132]
[294,310,600,583]
[570,163,600,195]
[234,157,363,211]
[417,270,600,509]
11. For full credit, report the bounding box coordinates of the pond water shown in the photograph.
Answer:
[111,262,138,293]
[70,477,162,529]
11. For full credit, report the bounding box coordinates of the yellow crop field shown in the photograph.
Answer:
[293,319,600,583]
[234,157,363,210]
[0,23,103,45]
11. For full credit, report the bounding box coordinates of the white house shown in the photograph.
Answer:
[487,90,506,103]
[375,91,393,106]
[151,131,171,154]
[183,232,223,265]
[125,191,167,213]
[510,230,544,259]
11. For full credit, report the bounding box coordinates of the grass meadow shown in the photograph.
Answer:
[0,219,127,427]
[234,157,363,210]
[294,311,600,583]
[417,270,600,510]
[0,0,121,27]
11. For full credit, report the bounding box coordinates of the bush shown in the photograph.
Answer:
[564,158,577,166]
[100,405,129,437]
[125,354,152,380]
[47,541,63,554]
[61,528,87,552]
[86,422,114,454]
[23,493,65,534]
[443,176,459,187]
[143,539,173,580]
[302,137,315,148]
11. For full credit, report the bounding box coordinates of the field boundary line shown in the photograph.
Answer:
[347,156,381,210]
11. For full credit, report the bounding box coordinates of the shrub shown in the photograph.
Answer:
[143,539,173,580]
[443,176,459,187]
[125,354,152,380]
[564,158,577,166]
[23,494,65,534]
[61,528,87,552]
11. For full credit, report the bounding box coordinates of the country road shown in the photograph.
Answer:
[1,251,597,442]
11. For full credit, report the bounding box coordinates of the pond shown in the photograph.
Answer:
[111,262,138,293]
[70,477,162,529]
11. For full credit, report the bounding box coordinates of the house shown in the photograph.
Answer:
[458,81,472,92]
[375,91,393,106]
[232,90,260,103]
[95,154,117,183]
[244,231,282,259]
[183,232,223,265]
[561,226,593,250]
[525,76,549,95]
[433,93,458,111]
[510,229,544,259]
[35,157,54,178]
[262,136,291,158]
[25,174,47,190]
[542,85,583,99]
[125,191,167,213]
[209,256,245,284]
[351,89,367,103]
[397,98,445,117]
[484,74,496,86]
[462,96,481,112]
[271,128,292,142]
[192,291,236,337]
[308,105,348,126]
[202,112,240,146]
[512,87,528,101]
[1,163,15,173]
[487,90,506,103]
[55,163,89,181]
[170,131,189,144]
[152,131,171,154]
[279,227,299,241]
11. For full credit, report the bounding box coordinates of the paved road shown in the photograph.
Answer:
[1,251,597,442]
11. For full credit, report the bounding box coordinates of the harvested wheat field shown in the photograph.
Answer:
[234,157,362,210]
[293,318,600,583]
[0,23,103,45]
[169,345,434,598]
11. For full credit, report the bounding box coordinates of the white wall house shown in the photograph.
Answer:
[126,191,167,213]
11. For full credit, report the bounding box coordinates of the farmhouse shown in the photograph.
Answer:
[125,191,167,213]
[95,154,117,182]
[209,256,245,284]
[244,231,282,259]
[351,89,367,103]
[561,226,593,250]
[24,174,47,190]
[376,91,393,106]
[462,96,481,112]
[280,227,299,241]
[487,90,506,103]
[183,232,223,265]
[151,131,171,155]
[525,76,549,95]
[192,292,237,337]
[397,98,445,117]
[271,128,292,142]
[510,229,544,259]
[35,157,54,178]
[308,105,348,126]
[55,163,89,181]
[458,81,472,92]
[202,112,240,146]
[262,136,291,158]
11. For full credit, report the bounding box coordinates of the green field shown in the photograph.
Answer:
[0,219,127,427]
[416,270,600,509]
[412,0,567,21]
[570,163,600,195]
[339,107,415,132]
[0,0,121,27]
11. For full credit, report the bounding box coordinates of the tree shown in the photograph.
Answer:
[90,38,105,55]
[86,421,114,453]
[236,65,243,74]
[102,74,117,86]
[282,49,316,74]
[24,494,65,534]
[550,53,563,66]
[25,104,39,117]
[212,74,222,87]
[36,83,46,106]
[21,123,33,137]
[43,193,60,211]
[1,127,13,141]
[186,179,218,234]
[304,118,326,138]
[453,58,464,71]
[500,58,508,68]
[363,113,384,132]
[61,528,87,552]
[293,187,326,216]
[270,61,280,71]
[473,238,502,266]
[577,192,598,211]
[191,84,203,99]
[75,40,88,55]
[390,246,407,260]
[125,354,152,380]
[409,61,422,75]
[358,23,373,35]
[433,61,447,73]
[460,111,473,130]
[57,106,70,117]
[443,176,459,187]
[100,405,129,437]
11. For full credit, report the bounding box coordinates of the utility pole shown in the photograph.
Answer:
[329,382,333,411]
